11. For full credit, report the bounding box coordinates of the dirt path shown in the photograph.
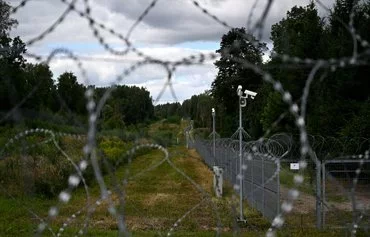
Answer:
[280,186,353,214]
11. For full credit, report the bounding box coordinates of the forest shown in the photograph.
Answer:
[0,0,154,131]
[155,1,370,140]
[0,0,369,142]
[0,0,369,236]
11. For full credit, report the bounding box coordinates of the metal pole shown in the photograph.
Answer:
[277,159,281,215]
[316,159,322,229]
[235,149,238,188]
[212,108,216,165]
[251,153,254,208]
[239,102,244,221]
[262,155,265,217]
[235,85,257,223]
[322,161,326,228]
[186,131,189,149]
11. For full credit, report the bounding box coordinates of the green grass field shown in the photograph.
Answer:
[0,121,364,236]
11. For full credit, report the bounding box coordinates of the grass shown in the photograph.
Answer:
[117,146,235,232]
[279,165,315,195]
[0,195,55,236]
[0,119,262,236]
[0,121,365,236]
[325,193,349,203]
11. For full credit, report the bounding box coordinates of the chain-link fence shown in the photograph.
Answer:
[190,133,370,233]
[190,135,291,221]
[1,0,370,236]
[323,160,370,231]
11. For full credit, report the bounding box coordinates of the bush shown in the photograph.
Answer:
[99,137,131,162]
[0,123,154,198]
[0,154,75,198]
[0,134,88,198]
[165,115,181,124]
[151,130,174,147]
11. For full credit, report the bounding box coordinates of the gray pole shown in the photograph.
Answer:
[212,108,216,165]
[316,159,322,229]
[186,131,189,149]
[322,162,326,228]
[235,85,257,223]
[277,159,281,215]
[251,154,254,208]
[239,100,244,221]
[262,155,265,217]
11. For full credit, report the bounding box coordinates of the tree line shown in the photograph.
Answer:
[155,0,370,139]
[0,0,154,129]
[1,0,369,139]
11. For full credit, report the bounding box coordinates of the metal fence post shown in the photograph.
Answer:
[322,161,326,228]
[262,155,265,217]
[235,149,238,188]
[316,158,322,229]
[277,159,280,215]
[212,108,216,165]
[238,104,244,221]
[186,131,189,149]
[251,155,254,209]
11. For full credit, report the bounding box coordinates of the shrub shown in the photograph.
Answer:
[165,115,181,124]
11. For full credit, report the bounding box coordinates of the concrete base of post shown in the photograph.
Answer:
[213,166,223,198]
[237,217,247,224]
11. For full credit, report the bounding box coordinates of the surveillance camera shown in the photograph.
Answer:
[245,89,257,99]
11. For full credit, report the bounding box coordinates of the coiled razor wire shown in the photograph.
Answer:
[0,0,368,236]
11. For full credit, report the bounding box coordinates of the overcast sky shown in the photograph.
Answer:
[9,0,335,104]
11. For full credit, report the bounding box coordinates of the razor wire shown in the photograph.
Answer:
[189,134,291,221]
[0,0,369,236]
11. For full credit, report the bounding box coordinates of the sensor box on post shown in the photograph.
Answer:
[213,166,223,198]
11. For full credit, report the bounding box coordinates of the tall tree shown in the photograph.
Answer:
[270,2,326,97]
[0,0,27,112]
[210,27,266,136]
[195,93,214,128]
[267,0,370,138]
[263,3,326,134]
[0,0,17,37]
[322,0,370,137]
[23,63,56,111]
[211,27,266,114]
[271,2,325,59]
[57,72,86,114]
[96,85,154,129]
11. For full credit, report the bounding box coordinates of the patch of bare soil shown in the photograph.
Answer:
[143,193,172,207]
[280,186,353,214]
[280,186,316,214]
[126,216,170,230]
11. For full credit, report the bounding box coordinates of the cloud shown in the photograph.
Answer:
[10,0,333,46]
[8,0,336,102]
[43,46,216,102]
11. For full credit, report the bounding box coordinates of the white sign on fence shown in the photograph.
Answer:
[290,163,300,170]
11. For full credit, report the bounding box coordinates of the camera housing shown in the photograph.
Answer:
[244,89,257,99]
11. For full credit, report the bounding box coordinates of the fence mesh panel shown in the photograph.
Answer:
[190,137,281,221]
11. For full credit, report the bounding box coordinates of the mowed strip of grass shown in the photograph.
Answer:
[1,137,364,236]
[118,145,235,233]
[0,143,236,236]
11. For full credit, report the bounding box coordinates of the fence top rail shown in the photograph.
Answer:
[324,159,370,165]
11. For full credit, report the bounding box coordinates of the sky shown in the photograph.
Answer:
[8,0,335,104]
